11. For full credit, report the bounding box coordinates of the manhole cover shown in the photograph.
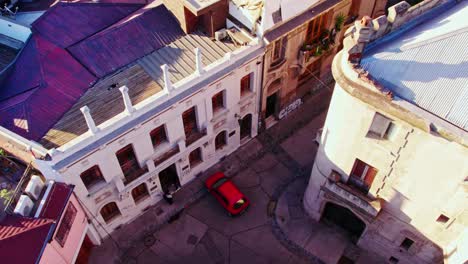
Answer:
[187,234,198,245]
[144,235,156,247]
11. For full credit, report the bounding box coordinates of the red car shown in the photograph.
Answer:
[205,172,250,216]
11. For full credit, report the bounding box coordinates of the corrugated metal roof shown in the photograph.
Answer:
[32,1,144,48]
[362,1,468,130]
[68,4,184,78]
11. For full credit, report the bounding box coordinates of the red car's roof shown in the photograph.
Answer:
[215,179,244,205]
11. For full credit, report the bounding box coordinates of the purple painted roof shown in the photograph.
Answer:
[0,35,96,141]
[68,4,184,77]
[0,1,184,143]
[32,1,145,48]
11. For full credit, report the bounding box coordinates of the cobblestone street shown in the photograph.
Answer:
[89,88,375,264]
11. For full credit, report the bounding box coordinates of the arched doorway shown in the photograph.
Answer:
[240,114,252,140]
[321,203,366,243]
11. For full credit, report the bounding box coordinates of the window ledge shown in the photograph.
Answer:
[152,141,172,158]
[240,91,255,103]
[211,108,229,123]
[268,58,287,72]
[86,181,110,198]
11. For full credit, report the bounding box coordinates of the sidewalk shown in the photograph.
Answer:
[89,87,334,264]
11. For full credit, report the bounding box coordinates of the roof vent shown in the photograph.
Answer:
[25,175,44,200]
[14,195,34,217]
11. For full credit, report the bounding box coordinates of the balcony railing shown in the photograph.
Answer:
[122,164,149,185]
[322,172,381,218]
[154,145,180,167]
[185,129,207,146]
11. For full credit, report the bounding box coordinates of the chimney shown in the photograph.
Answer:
[80,106,99,135]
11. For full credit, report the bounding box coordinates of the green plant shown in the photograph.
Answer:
[0,148,5,156]
[314,45,323,56]
[0,189,14,206]
[335,13,346,31]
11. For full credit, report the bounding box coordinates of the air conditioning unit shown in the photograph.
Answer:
[14,195,34,216]
[25,175,44,200]
[215,29,227,41]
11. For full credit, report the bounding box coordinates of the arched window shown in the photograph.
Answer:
[100,202,121,223]
[131,183,149,203]
[215,131,227,150]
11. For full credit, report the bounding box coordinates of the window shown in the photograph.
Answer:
[306,13,327,44]
[55,203,77,247]
[215,131,227,150]
[80,165,105,190]
[271,37,287,65]
[400,238,414,250]
[240,74,251,96]
[100,202,121,223]
[348,159,378,194]
[212,91,225,112]
[150,125,167,148]
[367,113,395,139]
[389,256,399,263]
[437,214,450,223]
[131,183,149,203]
[116,144,140,177]
[189,148,202,167]
[182,107,199,139]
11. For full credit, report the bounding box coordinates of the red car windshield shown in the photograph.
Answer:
[212,177,228,189]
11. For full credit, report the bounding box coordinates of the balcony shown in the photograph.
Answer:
[122,164,149,186]
[322,172,382,218]
[185,129,207,146]
[154,145,180,167]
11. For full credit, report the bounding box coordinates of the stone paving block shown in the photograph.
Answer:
[259,162,294,197]
[221,154,243,177]
[136,249,165,264]
[154,214,208,256]
[236,138,264,163]
[251,153,278,173]
[149,240,182,264]
[289,205,306,219]
[231,225,293,264]
[229,240,270,264]
[304,225,350,264]
[232,167,260,189]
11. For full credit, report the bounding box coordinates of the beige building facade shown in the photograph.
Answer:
[304,0,468,263]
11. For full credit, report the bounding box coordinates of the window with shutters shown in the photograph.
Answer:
[367,112,396,139]
[348,159,378,194]
[116,144,147,184]
[182,107,199,144]
[80,165,105,190]
[189,147,202,167]
[240,74,251,96]
[150,125,167,148]
[131,183,149,203]
[215,131,227,150]
[271,37,287,67]
[100,202,121,223]
[212,91,225,113]
[55,203,77,247]
[306,13,327,44]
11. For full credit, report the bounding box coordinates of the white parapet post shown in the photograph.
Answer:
[80,106,99,135]
[119,85,135,115]
[195,47,204,75]
[161,64,172,94]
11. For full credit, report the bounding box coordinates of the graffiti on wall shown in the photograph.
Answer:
[279,99,303,119]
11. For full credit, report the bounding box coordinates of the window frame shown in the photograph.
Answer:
[100,202,121,223]
[150,125,168,148]
[131,183,150,203]
[116,144,139,176]
[367,112,394,139]
[189,147,203,167]
[55,203,77,247]
[80,165,105,190]
[182,107,199,138]
[400,237,414,251]
[215,131,227,150]
[211,90,225,113]
[240,73,252,96]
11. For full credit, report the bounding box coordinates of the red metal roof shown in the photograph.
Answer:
[0,216,54,263]
[39,182,73,221]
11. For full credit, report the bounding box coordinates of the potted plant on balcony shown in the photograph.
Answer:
[335,13,346,31]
